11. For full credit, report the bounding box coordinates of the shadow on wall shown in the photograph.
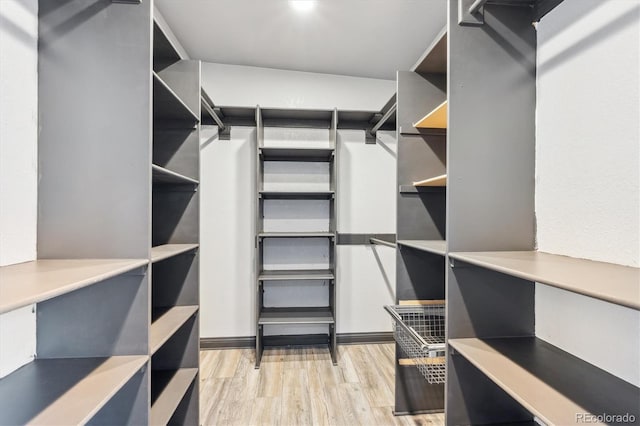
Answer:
[538,1,639,76]
[0,0,37,47]
[371,245,395,301]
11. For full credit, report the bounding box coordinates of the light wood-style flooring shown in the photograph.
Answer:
[200,344,445,426]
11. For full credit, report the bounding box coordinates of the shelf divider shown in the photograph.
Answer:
[449,251,640,310]
[0,356,148,425]
[0,259,148,314]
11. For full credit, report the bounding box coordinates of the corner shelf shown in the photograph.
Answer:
[258,307,335,325]
[258,269,335,281]
[0,259,148,314]
[397,240,447,256]
[150,306,199,354]
[259,190,334,200]
[152,164,199,186]
[259,147,334,162]
[150,368,198,425]
[448,251,640,310]
[258,231,335,239]
[448,337,640,425]
[151,244,199,264]
[153,72,199,123]
[413,174,447,187]
[0,356,148,425]
[413,101,447,129]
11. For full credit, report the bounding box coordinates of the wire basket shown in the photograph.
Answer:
[385,304,446,384]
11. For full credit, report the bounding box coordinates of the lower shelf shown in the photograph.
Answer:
[258,269,334,281]
[151,368,198,425]
[0,355,147,425]
[448,337,640,426]
[150,306,199,354]
[258,307,335,325]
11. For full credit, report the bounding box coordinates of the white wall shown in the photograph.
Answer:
[535,0,640,386]
[0,0,38,377]
[201,62,395,110]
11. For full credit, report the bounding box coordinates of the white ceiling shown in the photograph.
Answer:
[155,0,447,80]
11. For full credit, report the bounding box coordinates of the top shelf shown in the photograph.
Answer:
[413,100,447,129]
[449,251,640,310]
[0,259,148,314]
[260,147,334,162]
[412,27,447,74]
[152,21,182,72]
[153,72,199,123]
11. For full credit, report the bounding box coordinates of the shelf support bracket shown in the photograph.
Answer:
[366,102,397,144]
[459,0,487,25]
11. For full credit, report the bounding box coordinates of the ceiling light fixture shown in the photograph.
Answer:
[289,0,316,13]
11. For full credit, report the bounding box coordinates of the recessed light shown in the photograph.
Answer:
[289,0,316,13]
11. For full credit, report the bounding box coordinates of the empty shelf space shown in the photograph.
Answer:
[258,307,335,325]
[398,240,447,256]
[150,306,199,354]
[151,368,198,425]
[153,72,199,122]
[448,251,640,309]
[259,190,334,200]
[258,232,335,239]
[412,27,447,74]
[258,269,334,281]
[0,259,148,314]
[0,356,148,425]
[413,174,447,187]
[151,244,199,263]
[413,101,447,129]
[448,337,640,426]
[152,164,199,185]
[260,147,334,162]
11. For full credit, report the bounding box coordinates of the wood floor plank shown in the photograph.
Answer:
[200,344,445,426]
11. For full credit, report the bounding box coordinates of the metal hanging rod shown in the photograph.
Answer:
[468,0,488,14]
[369,102,397,138]
[201,91,226,131]
[370,237,397,249]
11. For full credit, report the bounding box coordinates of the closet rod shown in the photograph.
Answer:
[201,94,226,132]
[468,0,488,14]
[369,102,397,137]
[370,238,397,248]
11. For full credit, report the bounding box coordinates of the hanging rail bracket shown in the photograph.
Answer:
[366,102,397,144]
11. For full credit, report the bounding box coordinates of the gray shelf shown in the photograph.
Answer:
[448,251,640,310]
[152,164,199,186]
[150,243,199,263]
[398,240,447,256]
[259,147,334,162]
[150,368,198,425]
[258,269,335,281]
[258,307,335,325]
[0,259,148,314]
[259,190,334,200]
[412,26,447,74]
[153,72,199,123]
[152,21,181,72]
[0,356,148,425]
[150,306,199,354]
[448,337,640,426]
[258,232,335,239]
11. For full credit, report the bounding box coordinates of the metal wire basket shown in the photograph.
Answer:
[385,304,446,384]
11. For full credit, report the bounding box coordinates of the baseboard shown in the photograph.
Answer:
[200,331,394,350]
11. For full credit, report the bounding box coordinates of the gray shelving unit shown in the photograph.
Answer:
[255,107,339,368]
[0,1,200,424]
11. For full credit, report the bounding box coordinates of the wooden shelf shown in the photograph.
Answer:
[413,174,447,187]
[259,147,334,162]
[153,72,199,123]
[150,368,198,425]
[151,244,199,263]
[0,259,148,314]
[258,232,335,239]
[412,27,447,74]
[258,307,335,325]
[259,190,334,200]
[258,269,334,281]
[398,240,447,256]
[0,356,147,425]
[448,251,640,310]
[150,306,199,354]
[413,100,447,129]
[152,164,199,185]
[448,337,640,425]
